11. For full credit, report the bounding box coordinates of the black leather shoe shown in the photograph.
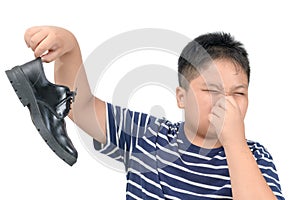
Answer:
[5,58,78,166]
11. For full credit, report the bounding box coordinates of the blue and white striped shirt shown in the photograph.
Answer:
[95,103,284,199]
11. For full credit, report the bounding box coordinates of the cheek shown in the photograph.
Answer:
[186,92,212,116]
[235,97,248,118]
[197,93,214,116]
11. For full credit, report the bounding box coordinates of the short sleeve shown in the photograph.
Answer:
[250,141,285,200]
[93,103,158,167]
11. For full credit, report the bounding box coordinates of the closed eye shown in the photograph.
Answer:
[202,89,221,93]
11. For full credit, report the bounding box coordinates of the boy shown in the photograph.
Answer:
[24,26,284,199]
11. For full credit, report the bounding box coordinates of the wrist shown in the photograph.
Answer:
[222,138,248,153]
[58,38,81,64]
[219,128,246,149]
[63,33,79,57]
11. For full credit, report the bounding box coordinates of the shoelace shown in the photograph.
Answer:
[55,88,77,117]
[66,88,77,103]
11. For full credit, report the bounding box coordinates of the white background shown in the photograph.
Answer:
[0,0,298,199]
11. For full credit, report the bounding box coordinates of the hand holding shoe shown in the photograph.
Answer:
[24,26,78,63]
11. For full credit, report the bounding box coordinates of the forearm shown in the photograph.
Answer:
[54,39,82,90]
[224,141,276,200]
[54,34,95,116]
[54,35,93,101]
[54,36,106,143]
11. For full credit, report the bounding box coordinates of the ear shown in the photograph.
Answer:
[176,87,186,109]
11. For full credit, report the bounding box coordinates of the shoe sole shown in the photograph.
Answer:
[5,66,77,166]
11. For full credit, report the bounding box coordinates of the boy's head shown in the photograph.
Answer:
[178,32,250,89]
[176,32,250,144]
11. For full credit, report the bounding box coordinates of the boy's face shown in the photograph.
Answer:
[176,58,249,142]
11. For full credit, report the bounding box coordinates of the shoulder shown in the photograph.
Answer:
[106,102,181,134]
[246,140,274,161]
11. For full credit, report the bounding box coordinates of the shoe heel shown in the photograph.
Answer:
[5,66,32,107]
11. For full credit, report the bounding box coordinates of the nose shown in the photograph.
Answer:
[211,93,226,106]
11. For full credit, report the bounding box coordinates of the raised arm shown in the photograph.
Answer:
[210,96,278,199]
[24,26,106,144]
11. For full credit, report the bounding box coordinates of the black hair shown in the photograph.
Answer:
[178,32,250,89]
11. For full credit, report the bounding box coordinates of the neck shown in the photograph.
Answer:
[184,123,222,149]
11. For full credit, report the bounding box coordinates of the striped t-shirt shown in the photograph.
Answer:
[95,103,284,199]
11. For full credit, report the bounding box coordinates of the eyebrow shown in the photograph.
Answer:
[201,83,248,90]
[201,83,224,90]
[231,84,248,90]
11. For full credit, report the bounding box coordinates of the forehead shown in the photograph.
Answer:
[192,59,248,88]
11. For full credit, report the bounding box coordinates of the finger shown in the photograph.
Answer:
[214,97,226,109]
[28,30,49,51]
[208,113,223,134]
[211,106,224,118]
[41,50,60,63]
[24,26,43,47]
[34,35,56,58]
[208,113,218,123]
